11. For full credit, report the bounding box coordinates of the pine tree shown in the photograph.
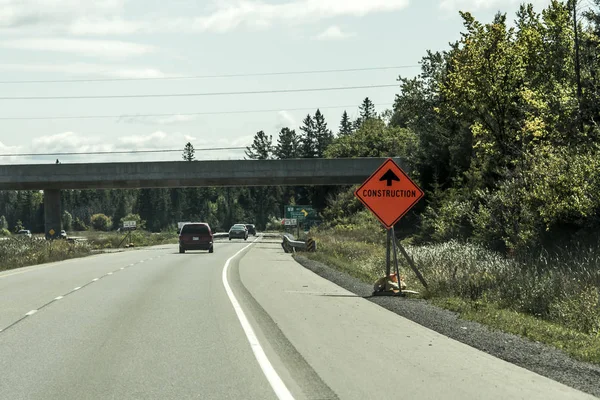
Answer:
[182,142,195,161]
[359,97,376,121]
[62,211,73,231]
[339,110,353,136]
[137,189,154,231]
[274,127,300,159]
[314,109,333,157]
[169,188,186,223]
[299,114,317,158]
[112,195,128,229]
[152,189,171,231]
[245,131,272,160]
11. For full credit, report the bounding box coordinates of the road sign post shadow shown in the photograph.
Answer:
[353,158,428,295]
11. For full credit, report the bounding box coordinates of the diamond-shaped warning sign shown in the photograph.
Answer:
[354,158,424,229]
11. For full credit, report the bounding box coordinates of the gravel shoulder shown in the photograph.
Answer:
[294,255,600,398]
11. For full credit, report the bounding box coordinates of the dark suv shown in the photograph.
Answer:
[179,223,214,254]
[245,224,256,236]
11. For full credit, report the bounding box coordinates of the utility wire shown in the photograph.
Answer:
[0,146,248,158]
[0,65,418,85]
[0,84,398,101]
[0,103,388,121]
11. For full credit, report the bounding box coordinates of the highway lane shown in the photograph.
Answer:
[0,236,597,399]
[0,238,278,400]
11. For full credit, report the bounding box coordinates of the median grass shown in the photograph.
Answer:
[70,230,178,249]
[0,230,179,272]
[304,212,600,364]
[0,237,92,272]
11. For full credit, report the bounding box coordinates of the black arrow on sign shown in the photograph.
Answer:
[379,169,400,186]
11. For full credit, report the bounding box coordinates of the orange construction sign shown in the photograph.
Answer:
[354,158,424,229]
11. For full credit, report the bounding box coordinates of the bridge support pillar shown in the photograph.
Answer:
[44,189,62,240]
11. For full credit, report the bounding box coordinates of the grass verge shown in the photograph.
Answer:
[0,237,92,272]
[0,230,179,272]
[70,230,178,249]
[432,297,600,364]
[304,212,600,365]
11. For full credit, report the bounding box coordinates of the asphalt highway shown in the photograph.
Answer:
[0,236,595,399]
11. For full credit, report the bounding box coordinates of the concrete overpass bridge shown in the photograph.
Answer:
[0,157,401,238]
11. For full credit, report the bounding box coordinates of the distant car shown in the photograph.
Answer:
[229,224,248,241]
[179,223,213,254]
[60,230,67,239]
[17,229,32,238]
[245,224,257,236]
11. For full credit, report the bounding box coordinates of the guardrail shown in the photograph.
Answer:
[67,237,88,243]
[281,234,316,253]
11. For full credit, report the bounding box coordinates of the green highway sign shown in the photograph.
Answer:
[285,205,315,220]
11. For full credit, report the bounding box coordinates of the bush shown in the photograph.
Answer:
[90,213,112,231]
[119,213,145,230]
[14,220,24,233]
[417,187,474,244]
[73,217,88,231]
[550,286,600,336]
[0,215,7,230]
[265,217,284,231]
[321,186,363,227]
[62,211,73,231]
[0,228,10,236]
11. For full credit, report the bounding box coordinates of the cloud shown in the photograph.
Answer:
[0,62,173,79]
[314,25,355,40]
[192,0,410,32]
[31,131,112,154]
[276,110,296,130]
[119,114,199,125]
[0,0,124,28]
[0,140,22,163]
[4,131,251,164]
[0,38,155,58]
[1,0,410,35]
[439,0,550,12]
[68,18,145,35]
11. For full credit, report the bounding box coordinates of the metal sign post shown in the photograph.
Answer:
[118,230,132,248]
[395,238,428,289]
[390,226,403,295]
[385,229,392,277]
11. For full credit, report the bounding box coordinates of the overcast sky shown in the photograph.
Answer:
[0,0,551,164]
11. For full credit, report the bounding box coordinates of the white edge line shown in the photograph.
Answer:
[221,238,294,400]
[25,310,38,316]
[107,272,113,275]
[54,296,63,300]
[92,278,99,281]
[120,267,125,270]
[73,286,81,291]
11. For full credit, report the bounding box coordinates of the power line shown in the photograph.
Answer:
[0,103,388,121]
[0,84,398,101]
[0,146,248,158]
[0,65,419,85]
